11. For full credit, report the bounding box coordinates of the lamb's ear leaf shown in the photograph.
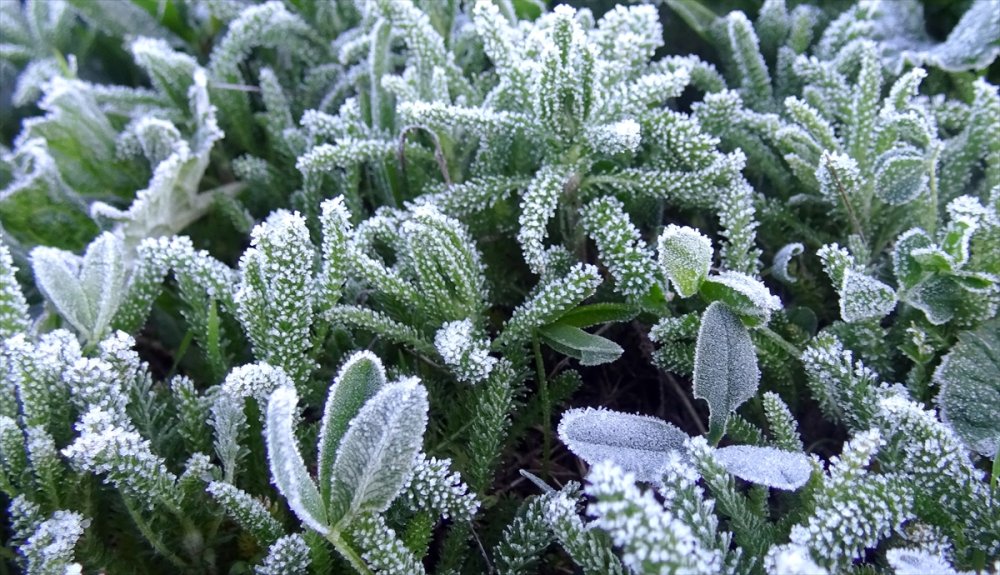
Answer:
[557,407,689,483]
[31,246,92,338]
[265,386,329,535]
[80,232,126,343]
[713,445,813,490]
[538,323,623,366]
[328,379,428,526]
[317,351,387,508]
[935,319,1000,458]
[693,302,760,444]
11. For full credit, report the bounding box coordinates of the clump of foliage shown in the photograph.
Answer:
[1,0,999,574]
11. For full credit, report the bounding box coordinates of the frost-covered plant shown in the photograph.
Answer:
[2,0,999,574]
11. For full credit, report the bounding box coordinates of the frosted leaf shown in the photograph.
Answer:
[348,512,425,575]
[0,242,29,338]
[934,319,1000,457]
[79,233,126,344]
[905,275,964,326]
[317,196,351,311]
[400,453,480,520]
[264,386,328,535]
[30,246,91,338]
[657,224,713,298]
[874,148,927,205]
[699,271,781,326]
[581,197,658,301]
[317,351,386,508]
[558,407,689,483]
[693,302,760,441]
[434,319,497,384]
[872,0,1000,73]
[839,269,897,322]
[518,164,570,275]
[19,509,90,575]
[816,151,860,206]
[255,533,311,575]
[538,323,624,366]
[327,379,428,526]
[62,407,179,509]
[772,243,804,284]
[207,481,284,547]
[221,363,293,405]
[886,549,958,575]
[765,543,828,575]
[713,445,812,490]
[585,460,724,575]
[585,119,641,155]
[892,228,934,290]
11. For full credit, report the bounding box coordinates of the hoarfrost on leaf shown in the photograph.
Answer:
[713,445,812,490]
[558,407,689,483]
[699,271,781,326]
[886,548,958,575]
[839,269,897,322]
[327,378,428,526]
[264,386,328,535]
[657,224,713,298]
[693,301,761,441]
[934,319,1000,457]
[764,543,828,575]
[772,243,804,284]
[435,319,497,384]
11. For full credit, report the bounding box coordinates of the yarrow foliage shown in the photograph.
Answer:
[0,0,998,573]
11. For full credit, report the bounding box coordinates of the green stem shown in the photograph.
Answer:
[758,326,802,359]
[328,530,373,575]
[122,497,189,570]
[991,448,999,494]
[532,335,551,479]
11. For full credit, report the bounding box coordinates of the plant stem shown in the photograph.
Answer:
[329,530,373,575]
[991,449,999,494]
[758,326,802,359]
[532,335,551,479]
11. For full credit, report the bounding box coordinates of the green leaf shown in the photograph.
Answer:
[513,0,544,20]
[657,225,713,298]
[893,228,934,290]
[327,379,428,526]
[80,232,126,344]
[538,323,624,366]
[693,302,760,443]
[905,275,961,325]
[935,319,1000,457]
[0,242,29,339]
[317,351,387,509]
[713,445,813,490]
[910,248,954,274]
[31,246,92,338]
[874,148,927,205]
[558,407,689,483]
[265,386,329,535]
[556,303,637,329]
[698,271,781,327]
[839,270,896,322]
